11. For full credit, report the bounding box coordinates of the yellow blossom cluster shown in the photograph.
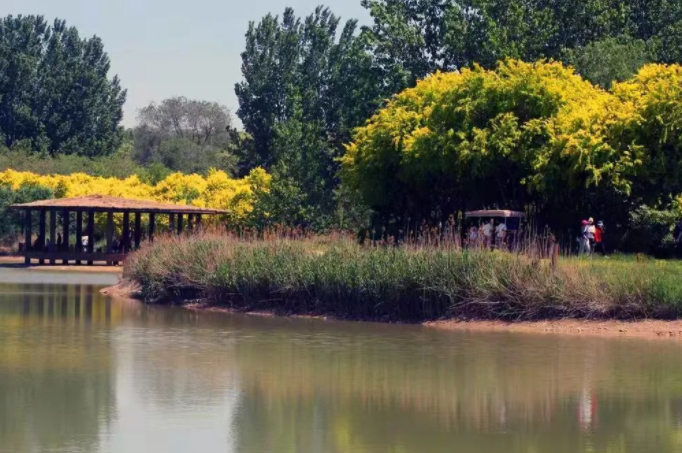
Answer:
[342,59,682,216]
[0,167,271,225]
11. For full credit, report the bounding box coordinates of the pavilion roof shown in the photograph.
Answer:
[10,194,228,215]
[465,209,525,218]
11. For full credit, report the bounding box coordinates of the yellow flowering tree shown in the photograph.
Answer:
[341,59,635,227]
[0,168,271,228]
[611,64,682,210]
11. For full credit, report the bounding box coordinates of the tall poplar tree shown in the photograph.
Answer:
[0,15,126,157]
[235,7,383,227]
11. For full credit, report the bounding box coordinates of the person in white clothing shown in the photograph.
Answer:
[496,222,507,240]
[482,219,494,247]
[587,217,596,252]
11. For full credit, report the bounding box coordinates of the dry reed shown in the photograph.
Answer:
[123,230,682,321]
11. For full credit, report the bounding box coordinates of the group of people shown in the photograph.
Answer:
[468,218,510,248]
[578,218,606,256]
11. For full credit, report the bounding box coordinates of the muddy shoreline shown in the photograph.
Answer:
[426,319,682,340]
[101,282,682,341]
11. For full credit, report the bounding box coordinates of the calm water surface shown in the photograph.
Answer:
[2,269,682,453]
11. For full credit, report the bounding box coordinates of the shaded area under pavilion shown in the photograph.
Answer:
[11,195,227,266]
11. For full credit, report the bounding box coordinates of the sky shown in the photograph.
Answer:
[0,0,370,128]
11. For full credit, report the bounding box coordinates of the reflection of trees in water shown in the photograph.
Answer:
[226,318,682,453]
[0,285,116,452]
[120,309,239,412]
[5,289,681,453]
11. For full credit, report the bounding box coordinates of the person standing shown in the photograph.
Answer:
[482,218,495,248]
[495,221,508,249]
[587,218,596,253]
[594,221,607,256]
[578,220,591,255]
[468,226,479,248]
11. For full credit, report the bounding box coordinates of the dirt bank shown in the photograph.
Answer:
[103,282,682,341]
[99,281,140,300]
[427,319,682,341]
[0,256,123,274]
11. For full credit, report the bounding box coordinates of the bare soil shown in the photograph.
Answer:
[427,319,682,341]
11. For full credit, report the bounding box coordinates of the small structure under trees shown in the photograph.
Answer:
[11,195,226,266]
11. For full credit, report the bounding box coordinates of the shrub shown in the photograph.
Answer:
[0,182,54,239]
[623,206,679,257]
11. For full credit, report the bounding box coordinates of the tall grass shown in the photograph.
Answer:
[123,231,682,321]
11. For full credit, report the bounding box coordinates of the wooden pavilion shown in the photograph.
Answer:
[10,195,227,266]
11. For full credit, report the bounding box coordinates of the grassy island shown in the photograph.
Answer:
[123,232,682,322]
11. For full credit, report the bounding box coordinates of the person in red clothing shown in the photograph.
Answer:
[593,221,607,256]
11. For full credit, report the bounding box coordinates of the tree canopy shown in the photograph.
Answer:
[341,60,681,230]
[563,37,653,89]
[234,1,682,231]
[611,64,682,206]
[361,0,682,85]
[235,6,384,228]
[0,15,126,157]
[133,96,238,175]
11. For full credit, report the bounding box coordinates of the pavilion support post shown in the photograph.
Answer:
[49,210,57,265]
[149,212,156,242]
[106,212,114,265]
[187,214,194,232]
[169,214,176,234]
[61,209,69,264]
[76,211,83,265]
[24,209,32,265]
[86,211,95,266]
[196,215,202,231]
[39,210,46,265]
[134,213,142,249]
[122,212,130,253]
[177,214,184,235]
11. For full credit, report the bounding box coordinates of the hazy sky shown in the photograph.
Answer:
[1,0,370,127]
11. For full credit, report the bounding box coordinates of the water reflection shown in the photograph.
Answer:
[224,319,682,453]
[2,280,682,452]
[0,284,116,453]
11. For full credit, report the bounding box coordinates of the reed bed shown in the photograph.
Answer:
[123,231,682,321]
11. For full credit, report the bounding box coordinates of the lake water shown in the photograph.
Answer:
[1,270,682,453]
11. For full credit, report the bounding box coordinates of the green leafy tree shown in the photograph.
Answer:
[235,7,383,227]
[0,183,53,238]
[146,138,237,175]
[564,37,653,88]
[133,96,237,175]
[0,16,126,157]
[624,205,680,257]
[360,0,682,88]
[249,170,309,229]
[653,20,682,64]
